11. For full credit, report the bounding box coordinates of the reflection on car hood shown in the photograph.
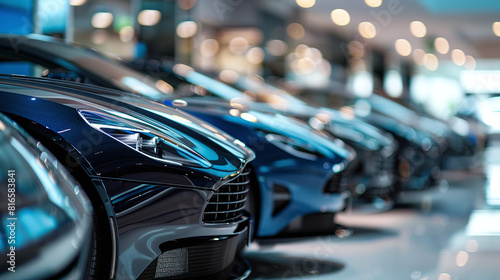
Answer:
[165,68,392,152]
[172,98,353,161]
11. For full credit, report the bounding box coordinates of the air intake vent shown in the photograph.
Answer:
[138,236,238,279]
[203,166,251,223]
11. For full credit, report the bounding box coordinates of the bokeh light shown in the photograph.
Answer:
[410,21,426,38]
[330,9,351,26]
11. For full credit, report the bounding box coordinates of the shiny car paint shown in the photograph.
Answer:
[0,75,254,279]
[0,35,354,238]
[0,113,93,280]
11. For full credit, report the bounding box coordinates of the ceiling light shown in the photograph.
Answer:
[410,21,426,38]
[330,9,350,26]
[291,57,315,75]
[138,10,162,26]
[295,44,310,58]
[451,49,466,66]
[296,0,316,8]
[69,0,87,6]
[456,251,469,267]
[229,37,249,54]
[358,22,377,39]
[200,39,219,57]
[265,40,288,56]
[394,39,411,56]
[364,0,382,8]
[424,53,438,71]
[246,47,265,64]
[119,26,134,42]
[176,21,197,38]
[434,37,449,54]
[91,12,113,29]
[287,23,305,39]
[493,22,500,36]
[465,55,476,70]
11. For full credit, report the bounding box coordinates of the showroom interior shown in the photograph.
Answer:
[0,0,499,279]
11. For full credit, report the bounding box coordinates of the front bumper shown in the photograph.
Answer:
[103,178,252,280]
[345,149,396,199]
[137,214,253,280]
[254,164,349,237]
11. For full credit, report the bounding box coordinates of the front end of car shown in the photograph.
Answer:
[0,76,255,280]
[363,112,441,191]
[167,100,355,237]
[420,115,479,170]
[313,109,397,203]
[188,70,397,208]
[76,108,254,280]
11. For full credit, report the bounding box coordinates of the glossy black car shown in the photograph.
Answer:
[0,75,255,280]
[0,34,354,238]
[0,113,93,280]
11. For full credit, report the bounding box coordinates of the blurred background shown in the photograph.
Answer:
[2,0,500,123]
[2,1,500,279]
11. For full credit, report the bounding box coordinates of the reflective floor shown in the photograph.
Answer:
[244,141,500,280]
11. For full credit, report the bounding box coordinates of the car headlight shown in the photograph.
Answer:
[264,133,325,161]
[79,110,212,168]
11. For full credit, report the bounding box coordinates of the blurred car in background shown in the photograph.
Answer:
[134,61,396,210]
[366,94,480,171]
[216,70,397,206]
[0,113,93,280]
[270,83,444,192]
[0,74,255,280]
[0,34,355,238]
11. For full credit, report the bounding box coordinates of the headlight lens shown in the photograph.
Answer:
[79,110,212,168]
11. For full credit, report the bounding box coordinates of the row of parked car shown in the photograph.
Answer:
[0,34,482,280]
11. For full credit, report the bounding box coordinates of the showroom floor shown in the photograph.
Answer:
[244,141,500,280]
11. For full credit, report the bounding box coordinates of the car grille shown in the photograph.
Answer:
[138,236,238,279]
[202,166,250,223]
[323,171,348,193]
[364,186,393,197]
